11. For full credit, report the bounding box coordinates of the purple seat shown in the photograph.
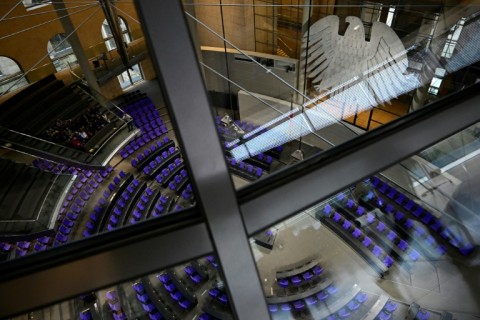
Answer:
[136,293,149,303]
[302,271,313,281]
[278,278,289,288]
[342,220,351,230]
[191,273,203,283]
[179,299,192,309]
[326,285,337,295]
[347,299,360,311]
[387,231,397,242]
[372,245,382,257]
[132,282,144,293]
[395,211,404,222]
[312,265,323,275]
[413,206,424,217]
[356,206,365,216]
[378,311,392,320]
[316,290,328,301]
[404,200,415,211]
[218,293,228,304]
[376,222,386,232]
[170,290,183,301]
[404,219,414,229]
[324,204,332,214]
[362,236,372,247]
[268,304,278,312]
[352,228,362,238]
[291,276,301,285]
[385,204,394,213]
[395,193,406,204]
[383,255,394,267]
[305,296,317,305]
[367,213,375,224]
[379,182,388,193]
[354,291,368,303]
[293,300,305,310]
[346,198,355,208]
[163,281,176,293]
[430,219,442,232]
[184,265,195,275]
[338,307,350,318]
[280,303,291,311]
[397,239,408,251]
[422,212,433,224]
[415,310,430,320]
[384,301,398,313]
[333,212,342,223]
[208,287,220,298]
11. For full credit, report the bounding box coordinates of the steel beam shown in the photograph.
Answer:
[240,83,480,235]
[0,213,210,319]
[133,1,271,319]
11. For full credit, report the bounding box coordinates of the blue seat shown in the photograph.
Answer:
[352,228,362,238]
[268,304,278,312]
[372,245,382,257]
[293,300,305,310]
[208,287,220,298]
[415,310,430,320]
[354,291,368,303]
[384,301,398,313]
[278,278,289,288]
[337,307,350,318]
[347,299,360,311]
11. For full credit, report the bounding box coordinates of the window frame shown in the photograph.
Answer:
[1,1,480,319]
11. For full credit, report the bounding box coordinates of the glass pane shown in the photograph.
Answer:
[249,122,480,319]
[8,254,234,320]
[0,79,195,259]
[184,1,480,186]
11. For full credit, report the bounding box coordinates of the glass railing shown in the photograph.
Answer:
[184,1,480,189]
[249,121,480,319]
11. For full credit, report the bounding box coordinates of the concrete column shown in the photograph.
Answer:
[51,0,101,94]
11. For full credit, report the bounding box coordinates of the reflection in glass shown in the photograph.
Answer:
[250,123,480,320]
[9,254,234,320]
[47,33,78,72]
[0,56,28,95]
[0,87,195,260]
[185,2,480,182]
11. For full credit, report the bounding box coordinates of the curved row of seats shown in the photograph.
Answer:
[268,284,338,313]
[360,192,447,259]
[369,176,474,255]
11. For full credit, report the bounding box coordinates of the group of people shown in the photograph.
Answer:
[42,106,110,150]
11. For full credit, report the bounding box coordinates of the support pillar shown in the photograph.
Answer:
[51,0,101,94]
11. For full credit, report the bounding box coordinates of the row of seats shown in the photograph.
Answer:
[376,300,398,320]
[322,291,370,319]
[370,176,474,255]
[227,157,263,179]
[268,284,338,313]
[277,264,324,288]
[83,171,131,237]
[106,290,127,320]
[106,179,145,231]
[208,287,229,305]
[132,282,164,320]
[142,146,179,177]
[155,158,183,185]
[157,273,195,310]
[362,190,448,257]
[323,208,394,269]
[184,264,207,285]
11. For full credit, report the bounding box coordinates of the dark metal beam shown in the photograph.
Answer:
[133,1,271,319]
[240,83,480,235]
[0,213,211,319]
